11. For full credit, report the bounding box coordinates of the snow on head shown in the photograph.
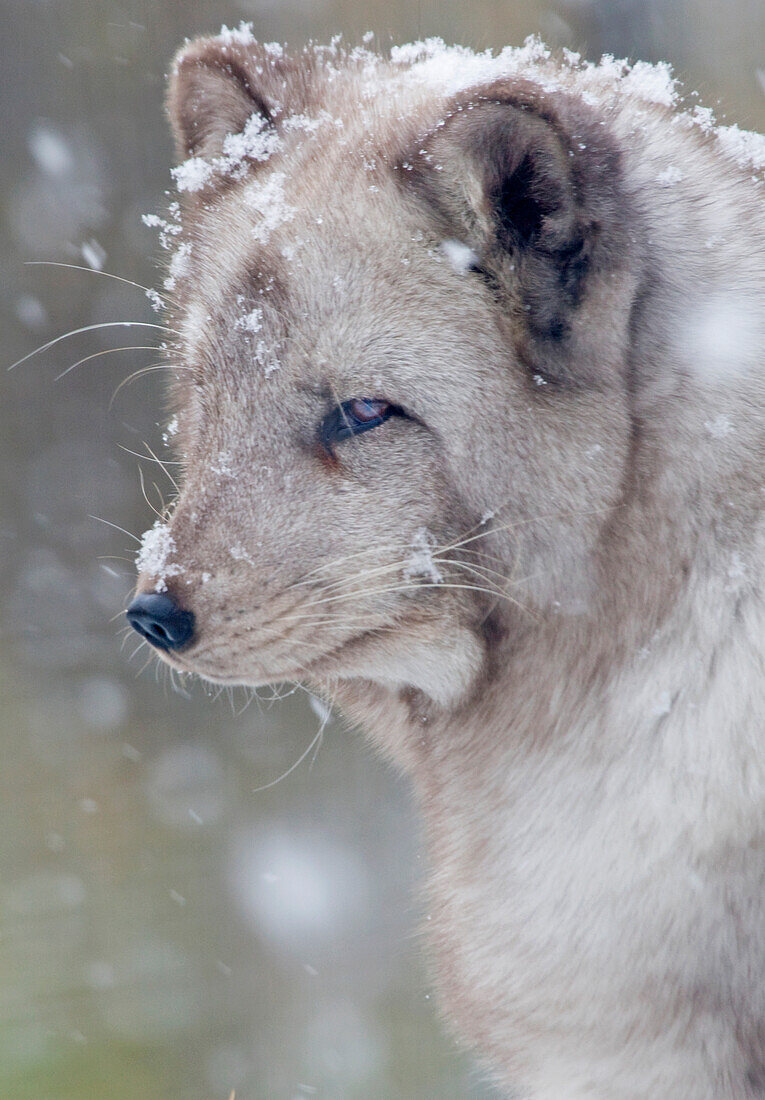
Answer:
[617,59,676,107]
[235,306,263,334]
[163,239,192,291]
[253,339,281,376]
[440,239,480,275]
[145,287,165,313]
[171,113,282,195]
[233,299,279,373]
[282,110,336,136]
[165,35,763,208]
[221,113,281,165]
[390,36,552,98]
[136,521,182,592]
[171,156,215,193]
[169,113,339,199]
[387,37,684,117]
[229,544,254,564]
[656,166,684,186]
[141,207,182,250]
[404,528,444,585]
[216,21,256,48]
[715,124,765,173]
[386,38,765,185]
[246,171,297,244]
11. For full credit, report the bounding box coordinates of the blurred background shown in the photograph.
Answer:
[1,1,763,1097]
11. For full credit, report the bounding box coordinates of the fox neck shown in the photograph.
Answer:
[328,483,765,846]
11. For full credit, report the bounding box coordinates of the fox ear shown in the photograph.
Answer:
[167,35,310,163]
[409,84,632,383]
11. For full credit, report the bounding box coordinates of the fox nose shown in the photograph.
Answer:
[126,593,195,652]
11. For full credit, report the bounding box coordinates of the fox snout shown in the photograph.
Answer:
[126,592,195,652]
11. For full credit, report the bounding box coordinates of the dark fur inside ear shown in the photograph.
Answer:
[495,155,546,246]
[167,37,313,165]
[406,84,628,381]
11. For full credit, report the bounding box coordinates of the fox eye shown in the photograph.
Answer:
[320,398,399,448]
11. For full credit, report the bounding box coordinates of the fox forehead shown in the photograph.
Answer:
[173,202,505,429]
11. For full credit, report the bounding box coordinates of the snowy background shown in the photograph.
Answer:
[1,1,763,1098]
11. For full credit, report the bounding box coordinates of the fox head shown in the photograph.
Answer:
[127,35,657,709]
